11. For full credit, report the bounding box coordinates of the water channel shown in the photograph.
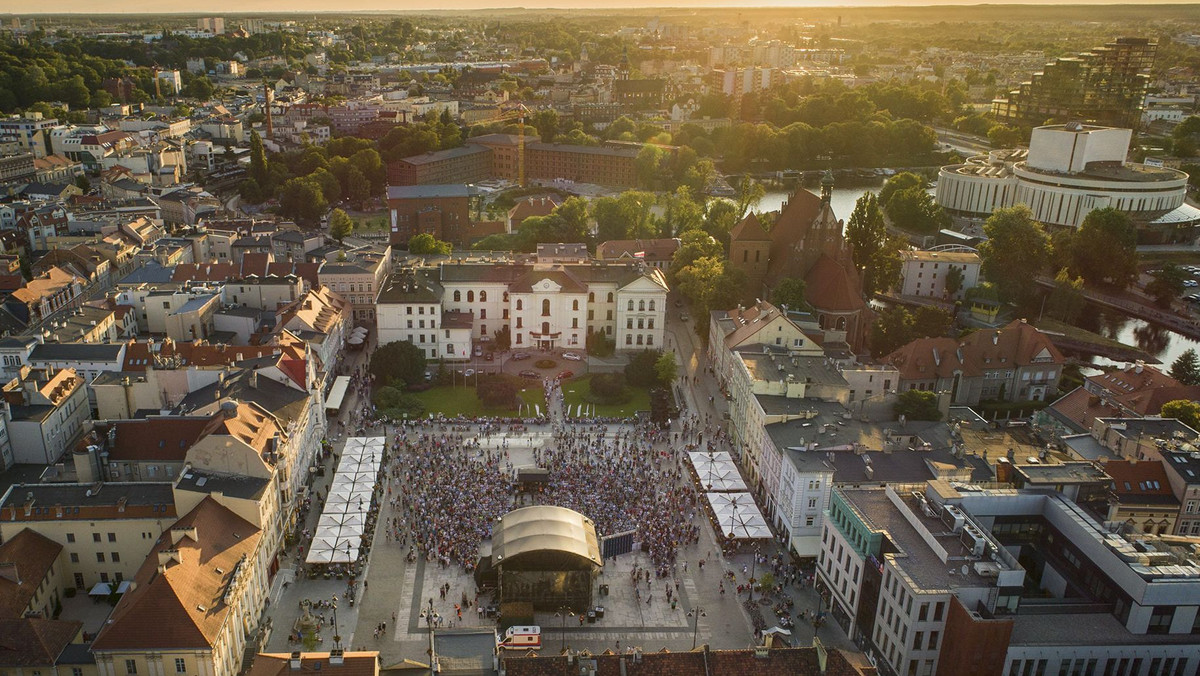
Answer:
[759,182,1200,369]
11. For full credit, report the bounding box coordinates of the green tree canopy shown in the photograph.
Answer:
[771,278,810,312]
[978,205,1049,308]
[1170,349,1200,387]
[1161,399,1200,430]
[1071,208,1138,289]
[408,233,452,255]
[369,340,428,389]
[654,352,678,387]
[1147,264,1187,308]
[879,172,924,210]
[894,390,942,421]
[328,208,353,242]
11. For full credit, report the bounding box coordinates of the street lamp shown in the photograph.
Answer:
[330,595,341,649]
[687,606,706,650]
[553,605,575,654]
[747,544,760,604]
[419,598,437,676]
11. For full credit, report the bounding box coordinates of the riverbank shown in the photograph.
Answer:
[1033,318,1159,365]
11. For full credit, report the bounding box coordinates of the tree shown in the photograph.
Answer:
[249,131,268,187]
[669,230,723,281]
[408,233,452,255]
[893,390,942,421]
[846,193,886,289]
[870,306,913,358]
[987,124,1024,148]
[1161,399,1200,430]
[346,165,372,209]
[74,174,91,193]
[735,177,765,218]
[879,172,924,211]
[369,340,427,389]
[279,177,328,224]
[1072,208,1138,289]
[328,208,354,243]
[702,199,740,247]
[1170,349,1200,387]
[978,206,1049,308]
[944,265,965,298]
[885,186,949,234]
[1147,264,1187,308]
[184,76,215,101]
[493,325,511,351]
[654,352,678,387]
[910,306,953,339]
[625,349,663,388]
[1046,268,1086,323]
[477,376,519,409]
[771,278,809,312]
[589,372,630,403]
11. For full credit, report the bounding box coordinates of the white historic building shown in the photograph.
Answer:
[377,259,668,357]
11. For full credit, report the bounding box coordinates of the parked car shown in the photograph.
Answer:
[519,370,540,379]
[674,299,683,307]
[474,345,483,357]
[680,313,690,321]
[557,370,574,380]
[464,368,475,377]
[511,352,532,361]
[562,352,582,361]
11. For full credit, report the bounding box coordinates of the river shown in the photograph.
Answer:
[758,182,1200,370]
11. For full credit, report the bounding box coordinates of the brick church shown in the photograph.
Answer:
[728,171,873,353]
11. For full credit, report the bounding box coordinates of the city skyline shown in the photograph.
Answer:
[16,0,1200,14]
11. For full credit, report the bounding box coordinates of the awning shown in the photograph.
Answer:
[326,375,351,412]
[89,582,111,596]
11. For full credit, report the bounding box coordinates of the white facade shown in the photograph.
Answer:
[936,124,1191,229]
[897,250,981,300]
[776,454,834,556]
[378,301,442,359]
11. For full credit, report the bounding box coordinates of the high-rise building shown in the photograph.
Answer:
[992,37,1156,129]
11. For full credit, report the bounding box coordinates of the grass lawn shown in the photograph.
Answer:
[560,374,650,419]
[409,384,547,417]
[349,212,389,232]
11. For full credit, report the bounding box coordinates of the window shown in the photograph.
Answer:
[649,300,655,311]
[96,552,105,562]
[175,659,186,673]
[126,660,137,675]
[607,310,613,320]
[626,335,632,345]
[637,335,644,345]
[407,307,413,315]
[66,533,75,543]
[73,668,83,676]
[480,291,486,302]
[516,334,523,344]
[572,318,578,329]
[628,300,634,311]
[607,293,614,303]
[648,319,654,330]
[627,318,633,329]
[480,309,487,320]
[467,290,474,302]
[589,292,595,303]
[70,553,79,563]
[933,602,944,621]
[542,299,551,316]
[516,300,523,311]
[572,300,579,311]
[93,533,101,543]
[1148,606,1174,634]
[111,552,120,562]
[517,318,523,329]
[481,325,487,335]
[453,290,461,302]
[588,310,594,320]
[639,300,646,311]
[927,631,939,650]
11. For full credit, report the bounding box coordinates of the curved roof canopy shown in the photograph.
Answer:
[492,506,602,571]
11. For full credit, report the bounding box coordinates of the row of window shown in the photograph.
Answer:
[126,658,188,674]
[70,551,120,563]
[447,291,657,314]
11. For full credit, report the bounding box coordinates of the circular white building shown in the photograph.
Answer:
[936,123,1198,240]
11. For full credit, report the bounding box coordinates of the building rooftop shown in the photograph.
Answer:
[175,468,269,501]
[28,343,124,363]
[0,482,177,523]
[0,529,63,618]
[1013,462,1111,487]
[386,184,474,199]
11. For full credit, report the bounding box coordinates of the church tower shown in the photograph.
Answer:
[728,213,772,300]
[618,46,631,81]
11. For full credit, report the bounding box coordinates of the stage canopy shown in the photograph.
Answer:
[492,506,603,571]
[306,436,384,565]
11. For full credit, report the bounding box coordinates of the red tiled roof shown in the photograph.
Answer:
[884,320,1063,382]
[241,253,272,277]
[0,618,81,667]
[105,416,223,462]
[246,653,378,676]
[804,252,865,312]
[1104,460,1178,502]
[122,340,283,371]
[1048,386,1123,432]
[92,498,261,651]
[730,212,770,241]
[0,530,63,619]
[503,647,874,676]
[596,238,681,261]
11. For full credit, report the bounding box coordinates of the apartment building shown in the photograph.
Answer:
[896,249,981,301]
[4,367,90,466]
[316,246,392,323]
[0,482,179,591]
[823,480,1200,676]
[385,184,473,246]
[91,497,270,676]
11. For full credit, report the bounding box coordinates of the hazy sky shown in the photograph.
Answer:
[22,0,1200,14]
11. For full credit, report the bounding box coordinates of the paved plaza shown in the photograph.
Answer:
[261,317,855,666]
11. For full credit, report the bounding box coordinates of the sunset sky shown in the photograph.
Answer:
[23,0,1200,14]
